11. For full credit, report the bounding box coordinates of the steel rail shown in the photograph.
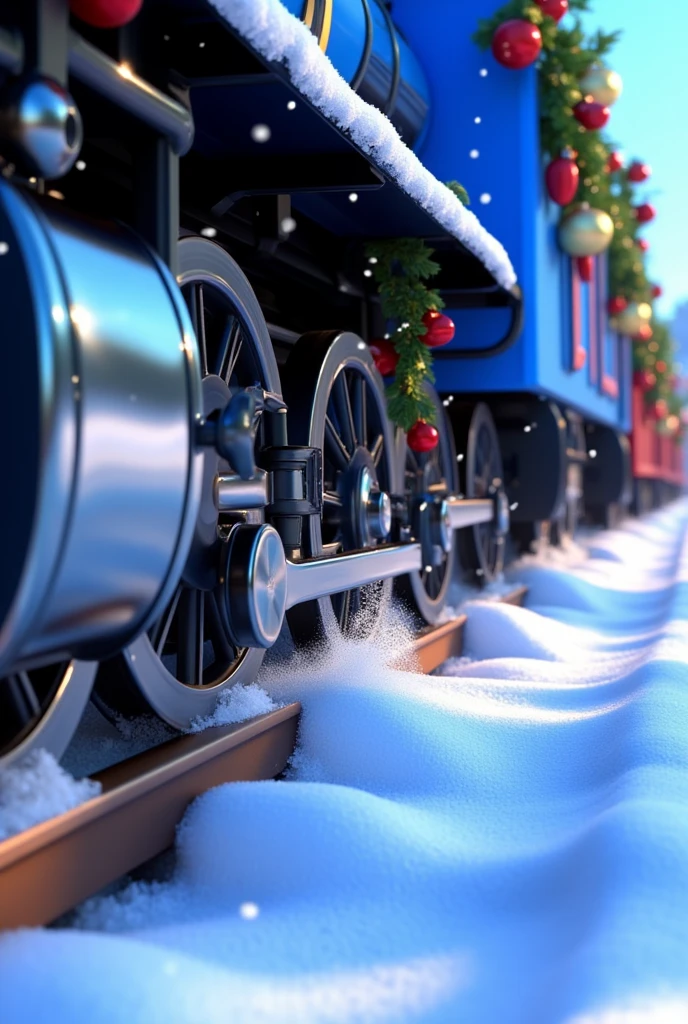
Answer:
[0,586,526,930]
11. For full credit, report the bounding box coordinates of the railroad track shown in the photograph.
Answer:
[0,586,526,931]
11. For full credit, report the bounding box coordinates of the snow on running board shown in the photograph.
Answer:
[208,0,517,291]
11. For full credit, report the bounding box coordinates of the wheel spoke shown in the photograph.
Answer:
[149,585,182,656]
[223,319,244,384]
[177,588,205,686]
[325,416,351,474]
[371,433,384,468]
[352,375,367,448]
[206,591,236,667]
[5,672,41,723]
[337,588,352,631]
[189,284,209,377]
[332,372,356,454]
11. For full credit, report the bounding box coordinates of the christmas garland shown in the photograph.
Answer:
[473,0,682,434]
[365,183,467,443]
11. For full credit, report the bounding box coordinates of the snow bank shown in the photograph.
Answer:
[1,502,688,1023]
[208,0,517,291]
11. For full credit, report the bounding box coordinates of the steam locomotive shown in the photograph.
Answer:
[0,0,679,772]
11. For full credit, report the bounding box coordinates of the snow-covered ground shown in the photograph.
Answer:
[2,503,688,1023]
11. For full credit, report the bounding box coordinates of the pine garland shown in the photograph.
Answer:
[474,2,682,424]
[365,238,444,432]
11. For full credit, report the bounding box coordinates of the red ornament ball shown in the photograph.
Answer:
[652,398,668,421]
[576,255,594,283]
[628,161,652,183]
[369,338,398,377]
[407,420,439,453]
[636,238,650,252]
[545,156,579,205]
[608,296,628,315]
[491,20,542,70]
[651,284,663,299]
[573,100,610,131]
[634,203,656,224]
[70,0,143,28]
[421,309,455,348]
[655,359,667,374]
[606,151,624,173]
[534,0,568,22]
[633,324,653,342]
[634,369,656,392]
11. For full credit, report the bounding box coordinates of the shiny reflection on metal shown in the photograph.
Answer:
[68,32,194,155]
[215,470,268,511]
[0,77,82,178]
[285,543,422,609]
[223,525,288,649]
[0,661,96,769]
[494,490,511,536]
[437,500,452,553]
[0,180,202,671]
[367,489,392,540]
[445,496,494,529]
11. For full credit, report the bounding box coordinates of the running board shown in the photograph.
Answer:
[285,543,422,608]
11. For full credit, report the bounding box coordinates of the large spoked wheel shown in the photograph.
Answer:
[449,402,507,582]
[395,386,459,624]
[0,661,95,769]
[93,238,282,730]
[282,331,396,641]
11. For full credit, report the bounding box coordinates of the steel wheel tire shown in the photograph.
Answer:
[94,238,281,730]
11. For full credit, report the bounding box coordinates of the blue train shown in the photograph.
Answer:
[0,0,676,767]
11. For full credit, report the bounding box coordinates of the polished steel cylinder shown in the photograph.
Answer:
[0,181,203,672]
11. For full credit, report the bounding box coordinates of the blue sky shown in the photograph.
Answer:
[579,1,688,320]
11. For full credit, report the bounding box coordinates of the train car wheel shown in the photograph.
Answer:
[94,238,281,730]
[282,331,396,642]
[0,661,96,769]
[394,386,459,624]
[450,402,506,582]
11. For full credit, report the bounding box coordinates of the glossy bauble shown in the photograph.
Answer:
[634,369,656,392]
[615,301,652,337]
[558,204,614,257]
[637,238,650,252]
[608,296,628,315]
[407,420,439,453]
[628,161,651,183]
[573,100,610,130]
[634,203,656,224]
[534,0,568,22]
[545,156,579,205]
[70,0,143,27]
[579,65,623,107]
[491,20,542,70]
[421,309,455,348]
[651,284,663,298]
[632,324,653,342]
[652,398,668,422]
[606,151,624,173]
[368,338,398,377]
[575,255,594,282]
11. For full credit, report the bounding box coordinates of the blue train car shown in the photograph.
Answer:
[392,0,633,540]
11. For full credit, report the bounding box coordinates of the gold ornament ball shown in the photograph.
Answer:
[579,65,623,107]
[615,301,653,337]
[558,205,615,257]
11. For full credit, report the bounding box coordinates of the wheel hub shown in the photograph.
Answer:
[221,524,288,649]
[339,448,391,548]
[494,488,511,536]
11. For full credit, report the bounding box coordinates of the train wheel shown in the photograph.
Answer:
[94,238,281,730]
[0,661,95,768]
[394,386,458,624]
[450,402,507,582]
[282,331,396,641]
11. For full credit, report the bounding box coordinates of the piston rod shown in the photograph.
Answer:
[445,497,494,530]
[215,471,269,511]
[285,543,422,609]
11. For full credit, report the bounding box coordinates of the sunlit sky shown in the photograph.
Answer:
[579,1,688,320]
